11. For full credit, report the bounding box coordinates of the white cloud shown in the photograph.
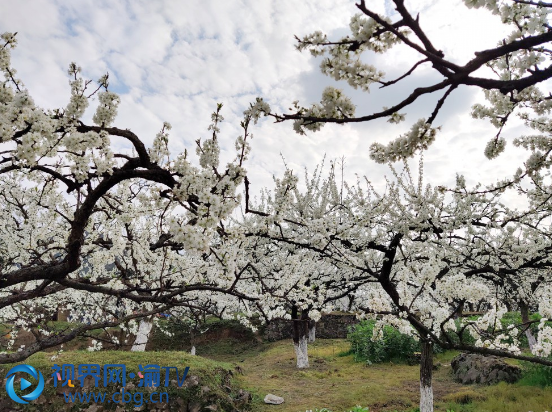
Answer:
[0,0,535,202]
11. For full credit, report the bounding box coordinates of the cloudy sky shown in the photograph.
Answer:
[0,0,535,205]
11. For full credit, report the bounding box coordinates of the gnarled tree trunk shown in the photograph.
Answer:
[419,340,434,412]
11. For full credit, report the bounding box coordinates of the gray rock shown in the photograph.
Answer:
[264,393,285,404]
[451,353,521,385]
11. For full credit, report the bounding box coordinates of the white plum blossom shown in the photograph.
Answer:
[0,33,271,362]
[292,87,355,135]
[370,119,437,163]
[244,97,270,124]
[92,91,120,127]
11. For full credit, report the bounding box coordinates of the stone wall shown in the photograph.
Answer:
[263,313,359,341]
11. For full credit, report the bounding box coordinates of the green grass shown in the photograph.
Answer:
[205,339,456,412]
[199,339,552,412]
[441,382,552,412]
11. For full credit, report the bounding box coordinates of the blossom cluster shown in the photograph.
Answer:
[292,87,355,135]
[0,33,271,357]
[369,119,437,163]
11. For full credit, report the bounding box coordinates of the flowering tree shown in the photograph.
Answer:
[243,158,552,412]
[231,168,364,368]
[0,32,270,363]
[242,3,552,410]
[266,0,552,173]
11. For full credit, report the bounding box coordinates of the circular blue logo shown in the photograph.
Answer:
[5,364,44,404]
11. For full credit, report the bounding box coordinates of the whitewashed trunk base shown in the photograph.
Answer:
[419,341,434,412]
[308,324,316,343]
[131,320,152,352]
[190,346,196,355]
[294,336,309,368]
[420,384,433,412]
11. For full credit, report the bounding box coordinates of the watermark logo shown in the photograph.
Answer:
[4,363,188,406]
[5,364,45,404]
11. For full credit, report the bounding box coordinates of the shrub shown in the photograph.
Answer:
[346,320,419,364]
[519,357,552,387]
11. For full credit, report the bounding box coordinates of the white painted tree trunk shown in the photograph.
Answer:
[419,341,434,412]
[190,345,196,355]
[292,306,310,368]
[294,335,309,368]
[131,319,152,352]
[420,384,434,412]
[308,322,316,343]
